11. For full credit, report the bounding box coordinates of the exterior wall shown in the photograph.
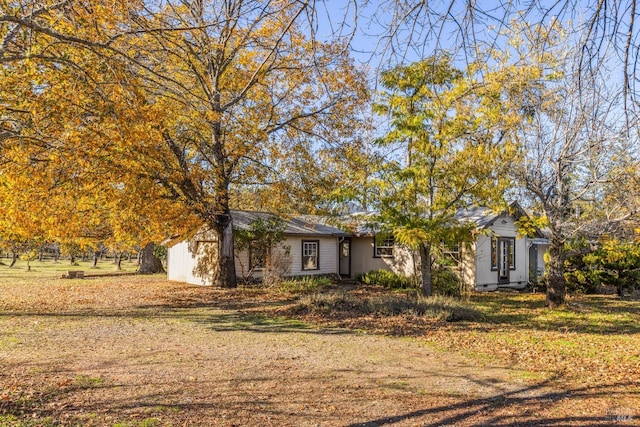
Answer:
[169,234,340,286]
[460,242,477,292]
[350,236,416,278]
[474,215,529,291]
[285,236,338,276]
[234,248,252,280]
[167,240,192,283]
[235,236,339,279]
[167,240,210,286]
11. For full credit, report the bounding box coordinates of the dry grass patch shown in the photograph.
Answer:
[291,291,484,322]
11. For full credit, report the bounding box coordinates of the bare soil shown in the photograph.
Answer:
[0,276,637,426]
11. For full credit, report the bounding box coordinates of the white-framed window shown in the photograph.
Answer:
[249,244,266,270]
[374,235,394,258]
[441,241,461,265]
[302,240,319,270]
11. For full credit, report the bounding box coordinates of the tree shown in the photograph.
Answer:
[0,1,368,286]
[508,22,638,307]
[138,243,165,275]
[369,1,640,109]
[372,55,526,296]
[234,216,287,285]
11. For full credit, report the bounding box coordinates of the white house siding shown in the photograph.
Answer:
[167,240,191,283]
[167,240,209,286]
[460,243,477,292]
[350,236,416,278]
[475,215,529,291]
[167,238,223,286]
[285,236,338,276]
[234,248,251,279]
[168,234,340,286]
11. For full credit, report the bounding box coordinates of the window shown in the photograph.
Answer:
[491,237,515,271]
[302,240,319,270]
[507,240,515,270]
[491,238,497,270]
[249,244,266,270]
[374,235,394,258]
[441,242,461,266]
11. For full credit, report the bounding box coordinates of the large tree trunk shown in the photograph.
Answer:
[138,242,165,274]
[546,238,566,307]
[212,213,237,288]
[419,242,433,296]
[9,252,17,268]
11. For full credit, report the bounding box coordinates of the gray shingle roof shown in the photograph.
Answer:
[453,206,501,228]
[231,210,348,236]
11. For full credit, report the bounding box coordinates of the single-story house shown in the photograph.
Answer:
[166,205,548,291]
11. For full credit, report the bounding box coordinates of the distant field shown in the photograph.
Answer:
[0,271,638,426]
[0,257,140,281]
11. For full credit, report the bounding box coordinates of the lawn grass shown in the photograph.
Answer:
[421,292,640,387]
[0,257,140,282]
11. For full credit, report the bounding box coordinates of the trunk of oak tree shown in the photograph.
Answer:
[115,253,122,270]
[211,212,237,288]
[207,113,237,288]
[616,271,624,297]
[9,252,17,268]
[546,238,566,307]
[419,242,433,296]
[138,242,165,274]
[93,251,99,267]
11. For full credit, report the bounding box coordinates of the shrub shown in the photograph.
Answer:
[297,292,484,322]
[277,275,333,293]
[565,241,640,296]
[356,269,415,289]
[432,267,462,298]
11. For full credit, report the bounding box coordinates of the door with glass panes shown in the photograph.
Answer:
[497,237,514,284]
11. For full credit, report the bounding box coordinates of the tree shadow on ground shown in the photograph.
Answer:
[345,379,639,427]
[0,305,354,336]
[3,370,636,426]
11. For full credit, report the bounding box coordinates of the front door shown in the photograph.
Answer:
[339,238,351,278]
[498,238,511,284]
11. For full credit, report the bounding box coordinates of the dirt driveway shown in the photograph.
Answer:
[0,276,634,426]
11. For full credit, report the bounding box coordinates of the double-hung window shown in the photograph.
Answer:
[302,240,319,270]
[249,244,266,270]
[374,235,394,258]
[441,242,461,266]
